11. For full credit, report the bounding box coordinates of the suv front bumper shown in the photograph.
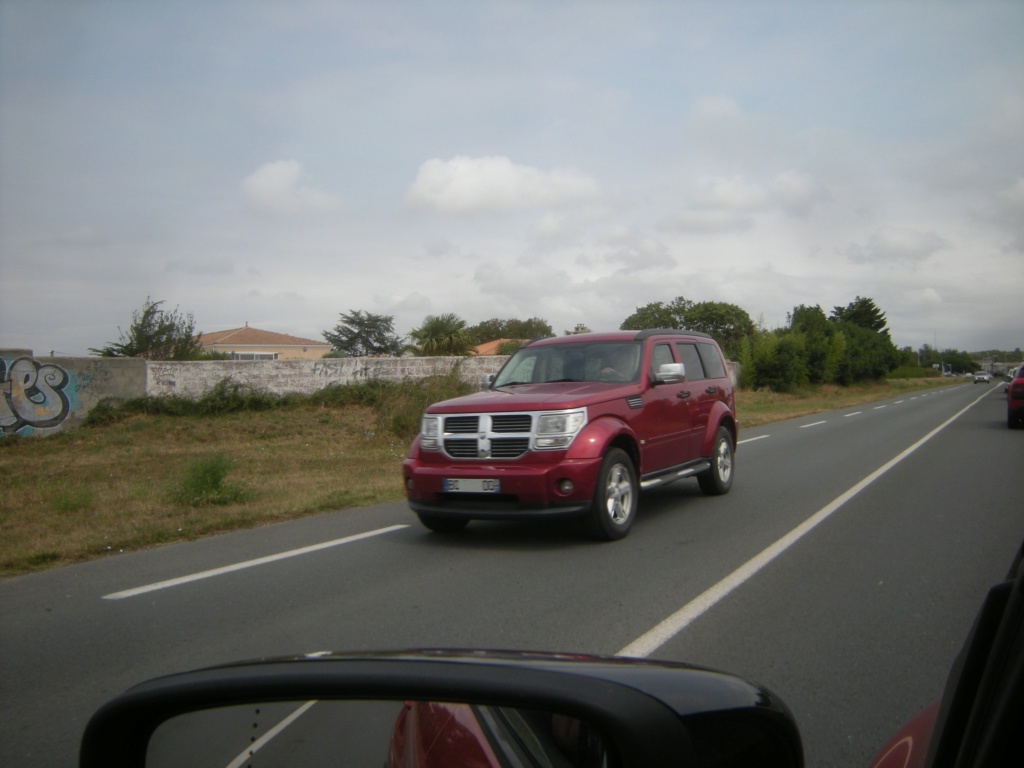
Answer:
[402,453,602,519]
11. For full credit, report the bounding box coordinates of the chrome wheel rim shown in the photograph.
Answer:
[604,463,634,525]
[716,438,733,483]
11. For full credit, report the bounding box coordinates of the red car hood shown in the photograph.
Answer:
[427,383,635,413]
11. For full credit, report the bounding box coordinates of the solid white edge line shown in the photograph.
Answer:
[616,388,992,659]
[103,525,409,600]
[226,700,317,768]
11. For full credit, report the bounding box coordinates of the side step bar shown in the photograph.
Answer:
[640,460,710,490]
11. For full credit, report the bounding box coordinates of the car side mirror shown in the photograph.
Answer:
[481,373,496,389]
[654,363,686,384]
[80,650,803,768]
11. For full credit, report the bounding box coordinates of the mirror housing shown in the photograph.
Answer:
[654,363,685,384]
[481,373,496,389]
[80,650,802,768]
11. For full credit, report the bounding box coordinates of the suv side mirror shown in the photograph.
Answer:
[80,650,803,768]
[654,363,685,384]
[481,373,496,389]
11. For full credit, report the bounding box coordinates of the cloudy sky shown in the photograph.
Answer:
[2,1,1021,357]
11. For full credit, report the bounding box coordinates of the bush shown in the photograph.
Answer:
[84,372,475,440]
[888,366,940,379]
[172,453,248,506]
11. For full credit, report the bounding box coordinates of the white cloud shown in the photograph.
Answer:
[972,177,1024,251]
[844,227,948,265]
[165,257,234,275]
[242,161,342,216]
[689,95,746,123]
[692,175,768,211]
[771,171,828,217]
[660,210,756,233]
[406,156,601,214]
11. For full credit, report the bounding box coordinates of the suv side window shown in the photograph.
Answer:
[675,343,706,380]
[697,343,727,379]
[650,343,674,379]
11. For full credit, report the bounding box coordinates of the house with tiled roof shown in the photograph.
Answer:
[197,323,332,360]
[473,338,528,356]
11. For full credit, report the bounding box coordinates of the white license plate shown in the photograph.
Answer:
[443,478,500,493]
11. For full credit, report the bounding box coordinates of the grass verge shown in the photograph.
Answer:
[0,376,958,578]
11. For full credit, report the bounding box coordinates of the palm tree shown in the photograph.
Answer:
[409,313,474,356]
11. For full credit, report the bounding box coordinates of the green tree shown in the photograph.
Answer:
[621,296,754,358]
[830,296,889,335]
[620,301,680,330]
[684,301,756,359]
[788,304,843,384]
[832,321,902,383]
[748,332,809,392]
[323,310,403,357]
[409,313,474,356]
[90,298,204,360]
[468,317,553,345]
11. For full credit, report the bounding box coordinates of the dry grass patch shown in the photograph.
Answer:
[736,378,959,427]
[0,405,407,577]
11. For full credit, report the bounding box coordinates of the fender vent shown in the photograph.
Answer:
[626,395,643,409]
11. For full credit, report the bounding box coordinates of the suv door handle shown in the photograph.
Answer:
[678,391,691,399]
[705,386,719,394]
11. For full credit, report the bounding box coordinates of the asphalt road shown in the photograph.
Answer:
[2,381,1020,766]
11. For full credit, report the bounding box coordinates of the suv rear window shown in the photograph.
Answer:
[698,343,727,379]
[676,343,706,380]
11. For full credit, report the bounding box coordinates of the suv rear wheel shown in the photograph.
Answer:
[698,427,734,496]
[586,448,638,541]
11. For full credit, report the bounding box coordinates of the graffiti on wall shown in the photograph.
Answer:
[1,356,72,435]
[312,360,373,379]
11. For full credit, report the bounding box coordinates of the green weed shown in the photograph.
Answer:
[172,453,249,506]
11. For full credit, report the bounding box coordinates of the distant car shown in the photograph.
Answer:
[1007,366,1024,428]
[973,371,991,383]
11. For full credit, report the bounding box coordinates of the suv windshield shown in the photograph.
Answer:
[493,341,642,387]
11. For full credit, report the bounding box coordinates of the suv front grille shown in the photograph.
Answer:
[437,413,538,460]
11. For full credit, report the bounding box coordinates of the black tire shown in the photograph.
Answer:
[586,448,638,541]
[417,514,469,533]
[698,427,734,495]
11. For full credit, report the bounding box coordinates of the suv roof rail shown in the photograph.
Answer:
[634,328,713,340]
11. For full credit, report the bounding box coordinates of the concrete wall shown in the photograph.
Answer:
[145,356,507,398]
[3,349,737,437]
[1,350,147,437]
[1,350,506,437]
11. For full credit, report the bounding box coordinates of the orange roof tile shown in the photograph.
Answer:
[473,338,526,355]
[198,325,330,348]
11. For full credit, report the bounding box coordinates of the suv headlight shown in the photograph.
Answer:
[420,415,441,450]
[535,409,587,450]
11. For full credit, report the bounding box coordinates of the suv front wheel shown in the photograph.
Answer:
[698,427,734,496]
[586,448,638,541]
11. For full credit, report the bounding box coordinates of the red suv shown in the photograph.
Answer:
[1007,366,1024,428]
[402,330,737,540]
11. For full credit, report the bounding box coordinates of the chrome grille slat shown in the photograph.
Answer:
[491,415,532,432]
[444,416,479,433]
[490,438,530,458]
[444,439,480,457]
